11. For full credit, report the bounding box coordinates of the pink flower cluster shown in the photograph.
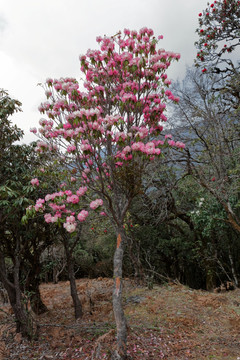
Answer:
[76,186,88,196]
[67,144,76,153]
[35,198,45,211]
[44,213,58,223]
[116,141,163,161]
[63,216,77,233]
[45,191,64,201]
[77,209,89,221]
[30,127,37,134]
[168,140,185,149]
[31,178,39,186]
[67,194,79,204]
[90,199,103,210]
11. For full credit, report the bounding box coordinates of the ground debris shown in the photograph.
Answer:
[0,279,239,359]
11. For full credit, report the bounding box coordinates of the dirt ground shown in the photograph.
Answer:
[0,278,240,359]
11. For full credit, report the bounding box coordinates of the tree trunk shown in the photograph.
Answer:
[68,258,83,319]
[13,254,34,338]
[205,256,217,291]
[112,228,127,360]
[0,252,34,338]
[228,250,238,287]
[21,240,48,315]
[11,299,33,337]
[25,268,48,315]
[28,279,48,315]
[63,237,83,319]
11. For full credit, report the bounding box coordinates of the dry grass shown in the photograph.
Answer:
[0,279,240,359]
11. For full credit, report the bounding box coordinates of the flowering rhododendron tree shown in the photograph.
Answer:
[195,0,240,74]
[31,27,182,359]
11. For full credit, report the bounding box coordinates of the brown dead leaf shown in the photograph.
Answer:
[229,316,240,331]
[14,332,22,344]
[0,341,7,360]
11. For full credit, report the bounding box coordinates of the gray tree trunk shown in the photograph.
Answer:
[0,252,34,338]
[67,256,83,319]
[63,234,83,319]
[111,228,127,359]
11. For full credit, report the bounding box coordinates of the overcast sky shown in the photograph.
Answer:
[0,0,208,144]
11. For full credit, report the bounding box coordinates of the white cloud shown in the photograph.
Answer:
[0,13,7,32]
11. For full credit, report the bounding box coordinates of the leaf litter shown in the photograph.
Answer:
[0,279,239,359]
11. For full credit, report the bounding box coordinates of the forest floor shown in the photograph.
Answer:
[0,278,240,359]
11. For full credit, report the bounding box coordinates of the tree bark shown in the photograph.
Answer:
[27,278,48,315]
[25,266,48,315]
[112,228,127,360]
[67,256,83,319]
[21,237,49,315]
[228,250,238,287]
[0,252,34,338]
[63,236,83,319]
[14,253,34,337]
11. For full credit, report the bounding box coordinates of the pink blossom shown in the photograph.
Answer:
[35,203,44,211]
[82,172,88,179]
[160,113,167,121]
[67,144,76,153]
[175,141,185,149]
[31,178,39,186]
[145,142,155,155]
[76,186,88,196]
[35,198,45,211]
[45,194,54,201]
[55,212,62,218]
[49,202,60,211]
[168,140,176,146]
[122,146,131,153]
[63,222,77,233]
[77,210,89,222]
[44,214,58,223]
[44,213,53,223]
[36,198,45,204]
[66,215,76,223]
[67,195,79,204]
[131,142,145,152]
[90,199,103,210]
[164,78,171,85]
[81,143,93,152]
[63,123,72,130]
[136,127,148,139]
